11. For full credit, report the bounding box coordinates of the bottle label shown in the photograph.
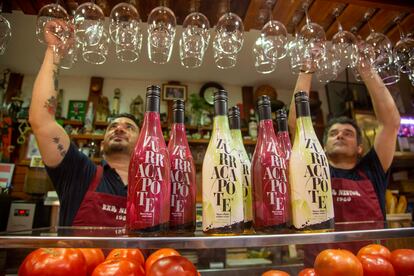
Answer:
[290,137,334,229]
[254,141,289,228]
[128,135,170,230]
[169,145,195,226]
[203,137,244,231]
[240,153,253,224]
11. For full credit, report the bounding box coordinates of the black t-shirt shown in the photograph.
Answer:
[329,148,389,217]
[46,142,127,226]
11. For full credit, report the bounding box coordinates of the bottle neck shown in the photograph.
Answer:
[146,96,160,113]
[212,115,231,138]
[229,116,241,130]
[142,111,162,134]
[173,109,184,124]
[215,100,227,116]
[231,128,243,145]
[277,119,288,132]
[258,119,276,137]
[170,123,188,143]
[258,106,272,121]
[296,101,311,118]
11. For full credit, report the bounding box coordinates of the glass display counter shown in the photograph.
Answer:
[1,221,413,275]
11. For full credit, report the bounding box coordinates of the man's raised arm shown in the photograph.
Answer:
[29,25,70,167]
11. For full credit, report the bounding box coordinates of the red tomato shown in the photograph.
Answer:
[106,249,145,266]
[314,249,363,276]
[357,244,391,260]
[261,270,290,276]
[145,248,180,272]
[18,248,87,276]
[298,268,316,276]
[80,248,105,276]
[147,256,197,276]
[92,258,145,276]
[390,249,414,276]
[358,254,395,276]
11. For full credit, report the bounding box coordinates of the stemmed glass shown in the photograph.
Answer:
[365,22,393,70]
[109,2,142,62]
[393,22,414,73]
[0,6,11,55]
[297,5,326,73]
[213,5,244,69]
[74,0,105,47]
[316,44,340,83]
[253,15,288,74]
[179,11,210,68]
[331,12,358,72]
[36,1,70,46]
[147,6,176,64]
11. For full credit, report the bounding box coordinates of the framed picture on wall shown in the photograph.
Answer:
[162,84,188,101]
[67,100,87,121]
[325,81,371,120]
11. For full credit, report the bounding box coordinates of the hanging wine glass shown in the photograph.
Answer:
[74,0,105,46]
[393,22,414,73]
[316,44,340,83]
[147,6,176,64]
[365,21,393,71]
[179,11,210,68]
[109,2,141,46]
[297,5,326,73]
[0,6,11,55]
[261,20,288,60]
[253,35,277,74]
[214,12,244,55]
[331,12,358,72]
[36,1,70,46]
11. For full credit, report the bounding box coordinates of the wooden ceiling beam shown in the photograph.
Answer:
[297,0,346,31]
[386,14,414,43]
[325,4,370,40]
[357,9,402,39]
[243,0,265,31]
[272,0,303,27]
[318,0,414,13]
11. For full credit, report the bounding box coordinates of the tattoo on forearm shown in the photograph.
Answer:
[44,96,57,115]
[52,136,67,157]
[53,67,59,91]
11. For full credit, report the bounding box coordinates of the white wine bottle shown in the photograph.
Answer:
[202,90,244,235]
[289,91,334,231]
[229,106,253,232]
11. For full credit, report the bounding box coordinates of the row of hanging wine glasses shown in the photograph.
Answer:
[35,0,244,70]
[34,0,414,87]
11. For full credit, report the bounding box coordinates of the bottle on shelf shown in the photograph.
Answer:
[229,106,253,232]
[167,99,196,233]
[248,108,258,140]
[252,95,290,233]
[289,91,334,232]
[202,90,244,235]
[84,102,94,134]
[276,109,292,161]
[127,85,171,234]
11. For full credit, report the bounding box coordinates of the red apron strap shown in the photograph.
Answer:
[87,165,103,192]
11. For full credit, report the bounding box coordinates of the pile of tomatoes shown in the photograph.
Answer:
[18,247,199,276]
[261,244,414,276]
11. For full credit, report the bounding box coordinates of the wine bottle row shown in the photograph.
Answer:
[126,85,334,235]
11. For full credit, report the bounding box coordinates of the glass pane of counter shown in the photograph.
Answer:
[1,221,413,249]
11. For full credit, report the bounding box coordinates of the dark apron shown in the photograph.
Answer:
[304,170,385,267]
[72,166,127,227]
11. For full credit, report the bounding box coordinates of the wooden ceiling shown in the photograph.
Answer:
[2,0,414,44]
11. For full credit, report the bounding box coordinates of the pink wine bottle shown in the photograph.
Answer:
[252,95,290,233]
[167,100,196,233]
[276,109,292,161]
[127,85,171,233]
